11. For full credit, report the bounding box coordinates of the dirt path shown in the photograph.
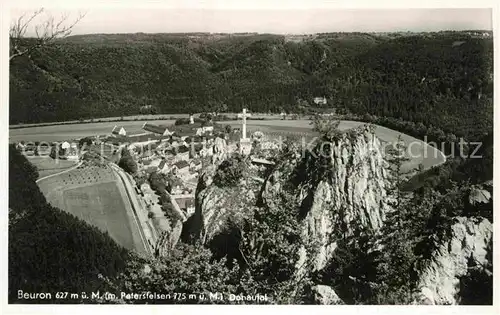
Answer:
[36,161,83,183]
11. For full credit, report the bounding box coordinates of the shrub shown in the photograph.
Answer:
[79,137,93,148]
[174,118,191,126]
[213,154,246,187]
[118,155,137,174]
[149,172,167,192]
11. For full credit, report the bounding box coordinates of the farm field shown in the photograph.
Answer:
[38,165,147,255]
[28,156,78,178]
[8,113,280,129]
[9,119,176,143]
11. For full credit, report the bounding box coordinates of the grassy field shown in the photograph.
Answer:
[28,157,78,178]
[61,182,140,251]
[9,119,176,143]
[8,113,279,129]
[38,165,146,254]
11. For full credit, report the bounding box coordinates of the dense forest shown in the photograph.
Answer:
[10,32,493,142]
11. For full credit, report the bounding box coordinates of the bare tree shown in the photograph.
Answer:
[9,8,86,61]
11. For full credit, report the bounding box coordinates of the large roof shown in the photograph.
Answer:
[158,159,167,170]
[142,122,169,135]
[111,125,126,134]
[174,160,189,169]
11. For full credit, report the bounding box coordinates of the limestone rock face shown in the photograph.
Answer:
[155,219,183,257]
[187,164,258,244]
[262,126,389,272]
[312,285,344,305]
[192,126,389,275]
[416,217,492,305]
[211,137,228,165]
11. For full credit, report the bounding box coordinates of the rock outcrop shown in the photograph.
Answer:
[311,285,344,305]
[185,163,260,244]
[416,217,492,305]
[262,125,389,272]
[211,137,228,165]
[191,125,389,278]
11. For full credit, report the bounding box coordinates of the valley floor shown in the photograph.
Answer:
[10,119,446,172]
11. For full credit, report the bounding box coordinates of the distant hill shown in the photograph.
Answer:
[9,31,493,140]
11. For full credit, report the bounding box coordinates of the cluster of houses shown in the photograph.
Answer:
[17,141,80,160]
[111,117,215,140]
[116,119,228,217]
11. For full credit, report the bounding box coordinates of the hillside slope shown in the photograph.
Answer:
[10,32,493,140]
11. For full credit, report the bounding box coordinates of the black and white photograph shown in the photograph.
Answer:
[2,0,498,312]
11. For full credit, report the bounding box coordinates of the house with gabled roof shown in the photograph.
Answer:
[173,145,191,162]
[190,159,203,171]
[112,125,127,136]
[172,160,190,175]
[314,96,327,105]
[142,122,172,136]
[196,126,214,136]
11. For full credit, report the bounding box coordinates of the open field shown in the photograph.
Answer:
[9,120,176,143]
[8,113,280,130]
[28,157,78,178]
[38,165,147,255]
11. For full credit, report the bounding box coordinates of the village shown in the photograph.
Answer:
[17,109,278,256]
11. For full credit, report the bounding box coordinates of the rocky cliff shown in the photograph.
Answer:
[191,125,390,274]
[261,125,390,273]
[416,217,493,305]
[184,162,261,245]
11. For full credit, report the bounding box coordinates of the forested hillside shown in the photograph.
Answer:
[10,32,493,140]
[8,145,131,303]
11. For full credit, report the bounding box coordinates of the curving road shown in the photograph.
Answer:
[110,163,153,256]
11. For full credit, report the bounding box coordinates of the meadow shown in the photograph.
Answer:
[9,119,176,143]
[28,156,78,178]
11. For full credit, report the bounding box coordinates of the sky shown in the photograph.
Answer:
[9,7,493,35]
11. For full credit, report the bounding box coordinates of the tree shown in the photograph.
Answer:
[149,172,167,192]
[323,227,380,304]
[311,114,341,140]
[237,191,310,303]
[78,137,93,149]
[114,243,248,304]
[118,149,137,174]
[213,155,247,187]
[10,8,86,61]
